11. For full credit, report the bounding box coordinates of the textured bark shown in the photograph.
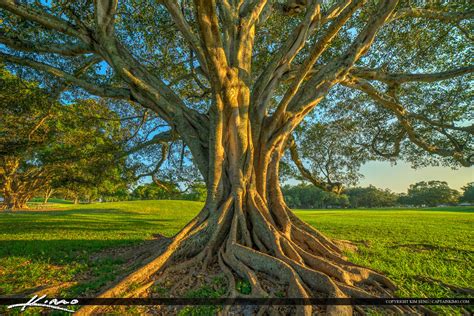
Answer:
[0,156,50,210]
[77,75,407,314]
[0,158,31,210]
[76,155,407,315]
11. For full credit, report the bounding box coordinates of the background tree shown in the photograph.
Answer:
[0,67,63,209]
[460,182,474,204]
[181,182,208,202]
[131,181,180,200]
[0,69,131,209]
[1,1,473,314]
[49,100,132,204]
[345,185,398,208]
[399,180,460,207]
[282,183,349,209]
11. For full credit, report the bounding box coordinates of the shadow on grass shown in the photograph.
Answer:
[0,239,145,263]
[0,207,179,270]
[0,238,165,298]
[0,208,179,236]
[3,207,136,216]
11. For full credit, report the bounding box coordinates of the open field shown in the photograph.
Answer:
[0,201,472,314]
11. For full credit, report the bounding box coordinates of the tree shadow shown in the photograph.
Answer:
[0,238,170,298]
[0,208,178,237]
[6,207,136,216]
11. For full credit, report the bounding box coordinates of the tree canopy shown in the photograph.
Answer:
[460,182,474,203]
[0,0,472,178]
[0,68,131,209]
[399,180,460,206]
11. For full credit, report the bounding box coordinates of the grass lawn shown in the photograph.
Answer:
[0,201,472,314]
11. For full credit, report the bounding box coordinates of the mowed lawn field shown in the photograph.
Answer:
[0,200,472,314]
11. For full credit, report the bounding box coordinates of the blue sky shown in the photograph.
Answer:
[359,161,473,193]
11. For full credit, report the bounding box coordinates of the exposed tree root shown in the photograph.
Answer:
[76,194,422,315]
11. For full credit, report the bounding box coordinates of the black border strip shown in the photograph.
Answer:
[0,298,471,306]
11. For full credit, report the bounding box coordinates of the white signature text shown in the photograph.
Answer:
[7,295,78,313]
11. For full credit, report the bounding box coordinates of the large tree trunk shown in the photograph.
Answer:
[77,157,400,315]
[77,83,403,315]
[1,161,30,210]
[1,157,48,210]
[1,192,29,210]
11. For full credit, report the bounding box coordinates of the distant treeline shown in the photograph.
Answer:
[98,182,207,203]
[282,181,473,209]
[43,180,473,209]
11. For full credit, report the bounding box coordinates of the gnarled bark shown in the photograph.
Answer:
[1,157,31,210]
[77,84,406,315]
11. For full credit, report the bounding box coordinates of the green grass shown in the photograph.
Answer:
[0,201,472,314]
[0,200,202,297]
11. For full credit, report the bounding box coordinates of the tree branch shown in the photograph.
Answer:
[94,0,118,37]
[193,0,228,84]
[0,0,91,43]
[267,0,398,148]
[240,0,268,27]
[370,128,406,158]
[50,55,103,98]
[351,65,474,84]
[288,135,343,194]
[270,0,363,126]
[123,129,178,157]
[253,0,344,116]
[135,142,169,180]
[342,76,472,167]
[0,35,93,56]
[389,8,474,23]
[162,0,209,76]
[0,52,132,100]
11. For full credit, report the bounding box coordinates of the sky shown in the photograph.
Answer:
[359,161,473,193]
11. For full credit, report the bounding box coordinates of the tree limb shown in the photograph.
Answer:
[162,0,209,76]
[267,0,399,148]
[193,0,228,84]
[0,35,93,56]
[0,0,91,43]
[351,65,474,84]
[0,52,132,100]
[389,8,474,23]
[270,0,363,127]
[253,0,342,116]
[122,129,179,157]
[342,76,472,167]
[370,128,406,158]
[288,135,343,194]
[94,0,118,37]
[50,55,103,98]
